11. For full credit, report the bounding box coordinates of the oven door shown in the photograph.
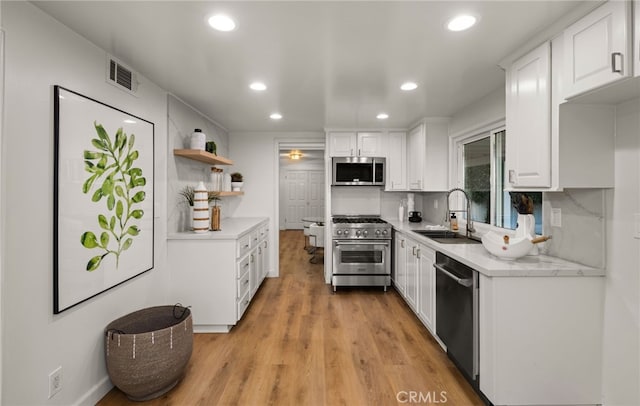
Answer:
[333,240,390,275]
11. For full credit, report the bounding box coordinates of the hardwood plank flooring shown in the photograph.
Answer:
[98,230,483,405]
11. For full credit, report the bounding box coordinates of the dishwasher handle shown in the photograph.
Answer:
[433,263,473,287]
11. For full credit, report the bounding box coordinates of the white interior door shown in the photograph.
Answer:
[284,171,307,229]
[307,170,325,218]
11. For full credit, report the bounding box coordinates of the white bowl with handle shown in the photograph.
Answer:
[481,231,533,260]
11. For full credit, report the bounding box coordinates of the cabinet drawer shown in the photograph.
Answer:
[237,269,251,298]
[237,289,251,320]
[251,230,260,247]
[237,254,251,278]
[237,233,252,258]
[259,224,268,240]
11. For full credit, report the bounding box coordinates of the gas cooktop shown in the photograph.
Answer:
[332,216,387,224]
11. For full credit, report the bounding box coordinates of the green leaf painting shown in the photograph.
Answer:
[81,122,146,271]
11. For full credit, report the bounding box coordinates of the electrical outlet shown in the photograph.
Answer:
[48,366,62,399]
[634,213,640,239]
[551,208,562,227]
[434,199,438,209]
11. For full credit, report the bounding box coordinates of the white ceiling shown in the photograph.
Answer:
[33,1,585,132]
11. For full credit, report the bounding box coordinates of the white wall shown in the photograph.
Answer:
[167,94,229,233]
[601,97,640,406]
[2,3,169,405]
[449,86,505,137]
[228,131,324,276]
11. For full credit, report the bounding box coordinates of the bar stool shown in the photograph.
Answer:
[308,223,325,264]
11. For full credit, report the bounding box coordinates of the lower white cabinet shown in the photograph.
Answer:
[393,232,435,333]
[168,219,269,333]
[404,237,419,311]
[393,232,408,295]
[417,244,435,333]
[479,274,604,405]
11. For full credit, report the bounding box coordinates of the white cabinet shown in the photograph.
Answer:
[394,232,436,335]
[168,219,269,333]
[505,36,615,191]
[417,244,435,333]
[386,131,407,191]
[405,238,419,311]
[393,233,407,295]
[505,41,551,188]
[564,0,631,99]
[479,274,604,405]
[407,119,449,191]
[635,0,640,77]
[328,131,382,157]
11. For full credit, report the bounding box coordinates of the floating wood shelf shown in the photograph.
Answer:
[214,191,244,197]
[173,149,234,165]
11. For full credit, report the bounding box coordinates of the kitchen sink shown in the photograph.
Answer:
[412,230,481,244]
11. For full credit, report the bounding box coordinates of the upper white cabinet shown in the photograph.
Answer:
[506,41,551,188]
[407,119,449,191]
[386,131,407,191]
[328,131,382,157]
[564,0,631,99]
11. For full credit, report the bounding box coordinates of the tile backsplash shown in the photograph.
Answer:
[541,189,606,269]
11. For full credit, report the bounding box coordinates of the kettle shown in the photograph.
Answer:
[408,211,422,223]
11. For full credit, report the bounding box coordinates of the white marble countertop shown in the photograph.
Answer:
[384,218,605,277]
[168,217,268,240]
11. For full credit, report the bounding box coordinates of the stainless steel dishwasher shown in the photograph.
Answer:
[434,252,479,387]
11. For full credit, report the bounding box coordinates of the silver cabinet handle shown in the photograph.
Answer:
[251,254,254,263]
[358,149,361,156]
[434,263,473,287]
[412,246,417,256]
[244,279,249,285]
[401,239,405,248]
[611,52,623,73]
[416,248,421,259]
[350,148,354,156]
[508,169,515,184]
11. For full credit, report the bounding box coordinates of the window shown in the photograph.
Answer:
[457,127,542,234]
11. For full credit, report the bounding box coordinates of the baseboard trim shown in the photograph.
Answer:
[73,375,113,406]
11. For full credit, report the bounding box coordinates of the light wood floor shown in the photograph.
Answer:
[99,230,483,405]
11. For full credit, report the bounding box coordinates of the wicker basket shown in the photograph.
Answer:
[104,305,193,401]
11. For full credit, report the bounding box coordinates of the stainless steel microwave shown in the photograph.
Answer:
[332,157,385,186]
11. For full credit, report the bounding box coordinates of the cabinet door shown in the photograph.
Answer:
[328,132,357,157]
[417,244,435,333]
[357,132,382,157]
[386,131,407,190]
[564,0,630,98]
[407,124,425,190]
[394,235,407,295]
[249,249,258,298]
[405,239,419,311]
[506,41,551,188]
[635,0,640,77]
[261,238,270,280]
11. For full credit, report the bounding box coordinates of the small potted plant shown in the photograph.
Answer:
[230,172,244,191]
[179,186,221,231]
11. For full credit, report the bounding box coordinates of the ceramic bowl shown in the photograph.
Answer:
[481,231,533,260]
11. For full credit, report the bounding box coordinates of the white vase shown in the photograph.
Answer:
[189,129,205,150]
[192,181,209,233]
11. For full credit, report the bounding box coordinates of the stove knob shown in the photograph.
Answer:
[355,230,362,236]
[382,230,388,236]
[363,230,369,237]
[336,230,343,236]
[344,230,350,236]
[375,230,381,236]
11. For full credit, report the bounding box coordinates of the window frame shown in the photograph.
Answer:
[449,120,523,237]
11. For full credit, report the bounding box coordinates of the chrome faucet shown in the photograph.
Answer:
[446,188,475,238]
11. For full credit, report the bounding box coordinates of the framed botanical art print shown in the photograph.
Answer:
[53,86,154,314]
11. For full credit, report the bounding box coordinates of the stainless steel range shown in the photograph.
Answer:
[331,216,392,291]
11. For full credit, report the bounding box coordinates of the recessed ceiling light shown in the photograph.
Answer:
[208,14,236,32]
[270,113,283,120]
[447,15,476,32]
[401,82,418,91]
[377,113,389,120]
[123,119,137,124]
[249,82,267,91]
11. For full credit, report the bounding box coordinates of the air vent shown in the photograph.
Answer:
[106,56,138,95]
